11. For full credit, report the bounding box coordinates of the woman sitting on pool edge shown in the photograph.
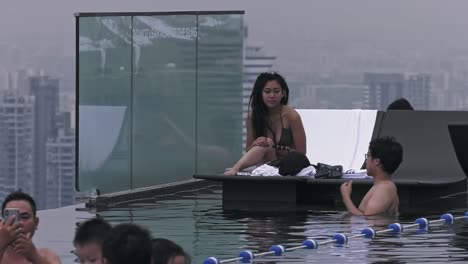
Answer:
[224,72,307,175]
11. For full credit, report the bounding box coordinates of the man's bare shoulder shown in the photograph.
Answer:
[367,181,397,198]
[375,180,397,190]
[38,248,61,264]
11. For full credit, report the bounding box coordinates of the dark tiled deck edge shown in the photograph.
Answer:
[85,179,219,208]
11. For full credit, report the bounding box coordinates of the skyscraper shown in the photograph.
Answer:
[0,90,35,202]
[29,75,59,209]
[406,74,430,110]
[363,72,431,110]
[46,124,75,209]
[363,73,405,110]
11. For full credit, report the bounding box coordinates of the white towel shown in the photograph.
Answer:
[296,166,316,177]
[250,164,280,176]
[343,169,371,179]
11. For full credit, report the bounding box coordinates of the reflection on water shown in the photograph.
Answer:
[35,185,468,263]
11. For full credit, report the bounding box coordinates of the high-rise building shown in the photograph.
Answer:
[406,74,431,110]
[363,72,431,110]
[0,90,35,202]
[242,45,276,147]
[29,75,59,209]
[46,125,75,208]
[0,69,8,90]
[301,84,368,109]
[16,69,30,93]
[363,73,405,110]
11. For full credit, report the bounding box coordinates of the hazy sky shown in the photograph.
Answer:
[2,0,468,73]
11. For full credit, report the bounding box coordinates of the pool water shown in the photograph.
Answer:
[35,184,468,263]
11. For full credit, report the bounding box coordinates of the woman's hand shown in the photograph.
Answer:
[246,137,274,152]
[251,137,274,148]
[252,137,268,147]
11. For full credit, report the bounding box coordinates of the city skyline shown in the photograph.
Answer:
[2,1,468,75]
[2,1,468,111]
[1,1,468,209]
[0,73,75,209]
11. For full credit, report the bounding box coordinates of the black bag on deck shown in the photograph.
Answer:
[268,151,311,176]
[314,163,343,179]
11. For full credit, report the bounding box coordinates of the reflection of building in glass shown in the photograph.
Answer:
[29,75,59,209]
[363,72,431,110]
[242,44,276,148]
[46,124,75,209]
[195,15,244,173]
[0,90,35,203]
[78,13,244,190]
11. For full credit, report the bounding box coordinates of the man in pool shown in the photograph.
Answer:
[340,136,403,216]
[0,191,61,263]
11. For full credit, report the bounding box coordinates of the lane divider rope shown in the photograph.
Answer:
[203,212,468,264]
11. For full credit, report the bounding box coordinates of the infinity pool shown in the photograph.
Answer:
[35,184,468,263]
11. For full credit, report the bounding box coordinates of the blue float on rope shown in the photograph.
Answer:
[441,213,454,224]
[388,223,403,233]
[302,239,318,249]
[269,245,285,256]
[361,227,376,238]
[238,250,254,263]
[202,213,468,264]
[332,233,347,244]
[203,257,219,264]
[415,217,429,230]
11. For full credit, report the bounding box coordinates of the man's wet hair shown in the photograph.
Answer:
[73,218,112,246]
[152,238,191,264]
[369,136,403,174]
[1,191,37,217]
[102,223,152,264]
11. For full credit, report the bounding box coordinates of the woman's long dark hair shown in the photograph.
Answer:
[249,72,289,139]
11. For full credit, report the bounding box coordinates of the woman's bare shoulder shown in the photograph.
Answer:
[283,106,301,120]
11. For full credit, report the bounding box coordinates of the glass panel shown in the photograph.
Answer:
[131,15,197,188]
[78,12,244,193]
[196,14,244,174]
[78,16,132,192]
